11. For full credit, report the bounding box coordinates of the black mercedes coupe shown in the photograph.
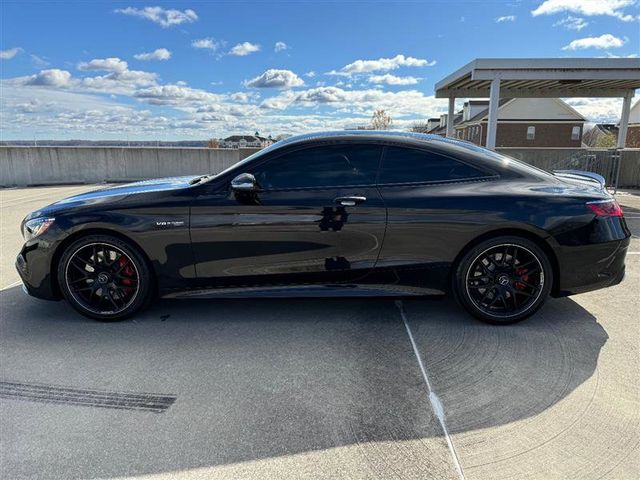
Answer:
[16,131,630,323]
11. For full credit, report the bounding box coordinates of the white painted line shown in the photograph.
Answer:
[395,300,465,480]
[1,280,22,291]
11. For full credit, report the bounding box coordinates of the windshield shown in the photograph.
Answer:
[210,139,292,180]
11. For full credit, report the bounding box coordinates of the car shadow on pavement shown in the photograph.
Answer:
[0,287,606,479]
[400,296,607,435]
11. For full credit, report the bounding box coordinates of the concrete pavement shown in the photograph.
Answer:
[0,185,638,479]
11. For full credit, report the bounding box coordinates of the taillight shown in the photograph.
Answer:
[586,199,623,217]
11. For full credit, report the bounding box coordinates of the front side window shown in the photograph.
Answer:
[527,126,536,140]
[379,146,487,185]
[251,144,382,190]
[571,126,581,141]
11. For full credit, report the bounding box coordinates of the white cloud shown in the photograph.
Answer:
[134,48,171,61]
[368,74,420,85]
[30,54,50,68]
[229,42,261,56]
[532,0,638,22]
[602,52,639,57]
[0,47,22,60]
[230,91,260,103]
[133,84,225,107]
[80,69,157,93]
[191,38,219,50]
[244,69,305,89]
[14,62,158,95]
[274,41,289,52]
[553,15,589,30]
[496,15,516,22]
[565,97,626,122]
[562,33,627,50]
[78,57,129,73]
[304,71,316,78]
[24,69,72,87]
[115,6,198,27]
[261,86,445,119]
[329,54,436,76]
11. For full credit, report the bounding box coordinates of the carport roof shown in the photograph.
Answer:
[435,58,640,98]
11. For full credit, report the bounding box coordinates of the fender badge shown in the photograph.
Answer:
[155,221,185,228]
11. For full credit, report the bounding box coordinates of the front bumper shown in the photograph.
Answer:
[15,246,60,301]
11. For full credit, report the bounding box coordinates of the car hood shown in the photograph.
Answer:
[28,175,201,218]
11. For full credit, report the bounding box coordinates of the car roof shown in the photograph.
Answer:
[266,130,522,167]
[273,130,470,149]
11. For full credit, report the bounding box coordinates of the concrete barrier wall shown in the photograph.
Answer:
[2,146,639,187]
[0,147,260,187]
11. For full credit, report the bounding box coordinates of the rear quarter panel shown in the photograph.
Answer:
[376,175,630,295]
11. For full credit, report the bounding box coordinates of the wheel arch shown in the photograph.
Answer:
[50,228,155,298]
[450,228,560,296]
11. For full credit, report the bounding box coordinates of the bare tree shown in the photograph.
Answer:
[207,138,220,148]
[369,109,393,130]
[409,122,430,133]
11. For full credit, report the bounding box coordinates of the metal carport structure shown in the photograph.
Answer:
[434,58,640,150]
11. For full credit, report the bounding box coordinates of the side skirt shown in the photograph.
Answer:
[161,283,445,300]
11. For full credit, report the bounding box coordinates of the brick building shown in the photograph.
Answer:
[625,100,640,148]
[448,98,586,148]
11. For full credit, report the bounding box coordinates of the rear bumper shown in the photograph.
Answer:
[553,236,630,297]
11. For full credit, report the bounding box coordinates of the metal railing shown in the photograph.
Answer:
[547,148,622,193]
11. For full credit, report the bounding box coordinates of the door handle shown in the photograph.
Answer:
[335,196,366,207]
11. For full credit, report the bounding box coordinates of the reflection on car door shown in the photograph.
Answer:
[375,145,493,293]
[189,143,386,287]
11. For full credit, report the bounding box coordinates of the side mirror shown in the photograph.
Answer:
[231,173,258,192]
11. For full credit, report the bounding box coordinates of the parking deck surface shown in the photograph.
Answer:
[1,185,638,479]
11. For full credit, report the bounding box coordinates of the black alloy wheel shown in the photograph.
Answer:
[455,236,553,324]
[58,235,153,320]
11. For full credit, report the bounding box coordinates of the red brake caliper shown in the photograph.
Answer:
[514,268,528,290]
[118,256,135,295]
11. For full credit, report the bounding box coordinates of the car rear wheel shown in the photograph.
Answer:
[454,236,553,324]
[57,234,153,321]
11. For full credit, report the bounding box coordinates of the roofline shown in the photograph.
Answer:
[435,57,640,91]
[435,58,640,99]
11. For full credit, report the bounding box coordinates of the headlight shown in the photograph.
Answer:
[22,217,55,240]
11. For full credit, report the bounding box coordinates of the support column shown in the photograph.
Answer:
[617,92,633,149]
[446,97,455,138]
[486,78,501,150]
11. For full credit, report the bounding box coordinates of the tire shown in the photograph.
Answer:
[453,235,553,325]
[57,234,153,321]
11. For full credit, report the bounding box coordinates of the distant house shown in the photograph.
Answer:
[428,111,463,136]
[582,124,619,148]
[581,100,640,148]
[425,117,440,132]
[452,98,586,148]
[219,133,274,149]
[625,100,640,148]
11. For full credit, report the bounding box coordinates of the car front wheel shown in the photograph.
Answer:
[57,234,153,321]
[454,236,553,324]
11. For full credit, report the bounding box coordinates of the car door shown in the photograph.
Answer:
[375,144,496,293]
[189,142,386,287]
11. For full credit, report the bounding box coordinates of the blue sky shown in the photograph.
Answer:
[1,0,639,140]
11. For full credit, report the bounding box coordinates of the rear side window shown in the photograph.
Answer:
[379,146,487,185]
[252,144,382,190]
